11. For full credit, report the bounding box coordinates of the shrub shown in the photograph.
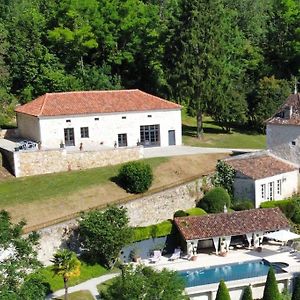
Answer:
[262,267,281,300]
[241,285,253,300]
[215,280,231,300]
[214,160,235,195]
[118,161,153,193]
[185,208,207,216]
[174,210,189,217]
[198,187,231,213]
[292,276,300,300]
[233,200,254,211]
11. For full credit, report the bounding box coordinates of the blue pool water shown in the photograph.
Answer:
[179,260,285,287]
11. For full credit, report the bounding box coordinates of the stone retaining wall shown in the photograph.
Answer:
[12,146,143,177]
[36,175,211,264]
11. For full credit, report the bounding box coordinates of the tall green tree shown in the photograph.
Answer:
[79,206,132,268]
[51,249,81,300]
[0,210,46,299]
[165,0,247,134]
[101,265,187,300]
[215,280,231,300]
[262,267,281,300]
[241,285,253,300]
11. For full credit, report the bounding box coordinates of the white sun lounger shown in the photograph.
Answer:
[169,248,181,261]
[149,250,162,263]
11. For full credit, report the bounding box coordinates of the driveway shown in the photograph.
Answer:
[143,145,259,158]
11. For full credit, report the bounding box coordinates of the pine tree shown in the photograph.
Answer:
[292,276,300,300]
[215,279,231,300]
[165,0,247,135]
[262,267,281,300]
[241,285,253,300]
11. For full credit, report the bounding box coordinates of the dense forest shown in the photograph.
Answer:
[0,0,299,131]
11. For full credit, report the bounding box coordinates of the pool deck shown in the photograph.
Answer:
[142,242,300,274]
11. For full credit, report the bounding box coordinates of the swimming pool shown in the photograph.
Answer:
[179,260,286,287]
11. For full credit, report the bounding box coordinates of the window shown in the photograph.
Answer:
[66,119,71,123]
[118,134,127,147]
[267,182,274,200]
[94,117,99,121]
[140,124,160,147]
[80,127,89,138]
[261,184,266,200]
[292,141,296,146]
[277,179,282,195]
[122,116,126,119]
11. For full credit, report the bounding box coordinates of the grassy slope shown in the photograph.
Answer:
[182,111,266,149]
[0,157,167,207]
[54,290,94,300]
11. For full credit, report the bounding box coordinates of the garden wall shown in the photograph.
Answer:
[11,146,143,177]
[34,175,211,264]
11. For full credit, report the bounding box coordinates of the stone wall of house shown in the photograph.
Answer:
[12,146,143,177]
[35,175,211,265]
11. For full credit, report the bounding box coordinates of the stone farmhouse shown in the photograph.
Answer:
[0,89,182,177]
[226,93,300,206]
[15,89,182,149]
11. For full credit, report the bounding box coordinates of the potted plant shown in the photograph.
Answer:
[129,248,141,262]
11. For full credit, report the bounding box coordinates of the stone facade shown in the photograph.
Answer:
[35,175,210,265]
[12,146,143,177]
[267,123,300,166]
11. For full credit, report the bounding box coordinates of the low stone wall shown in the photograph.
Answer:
[35,175,210,264]
[12,146,143,177]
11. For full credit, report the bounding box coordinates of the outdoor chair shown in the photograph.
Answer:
[169,248,181,261]
[149,250,162,263]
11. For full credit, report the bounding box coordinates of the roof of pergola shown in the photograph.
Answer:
[174,208,289,241]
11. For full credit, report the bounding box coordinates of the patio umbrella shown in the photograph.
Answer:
[264,230,300,242]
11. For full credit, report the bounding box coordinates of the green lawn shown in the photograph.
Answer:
[54,290,94,300]
[97,277,116,295]
[39,259,117,292]
[182,111,266,149]
[0,157,167,207]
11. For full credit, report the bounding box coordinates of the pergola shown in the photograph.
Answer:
[174,208,290,256]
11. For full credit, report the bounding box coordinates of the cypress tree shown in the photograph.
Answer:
[292,276,300,300]
[241,285,253,300]
[215,279,231,300]
[262,267,281,300]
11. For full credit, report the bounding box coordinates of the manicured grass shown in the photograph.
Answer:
[39,260,112,292]
[132,220,173,242]
[97,277,116,295]
[185,207,207,216]
[54,290,94,300]
[0,157,168,207]
[182,111,266,149]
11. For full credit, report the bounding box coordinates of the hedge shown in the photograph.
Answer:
[185,207,207,216]
[132,220,172,242]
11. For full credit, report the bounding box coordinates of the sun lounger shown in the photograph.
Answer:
[169,248,181,261]
[149,250,162,263]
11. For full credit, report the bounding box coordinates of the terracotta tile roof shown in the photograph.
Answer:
[225,154,297,180]
[174,208,289,241]
[267,93,300,125]
[15,89,181,117]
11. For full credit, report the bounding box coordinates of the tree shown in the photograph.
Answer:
[215,280,231,300]
[118,161,153,193]
[0,210,47,300]
[51,249,81,300]
[247,76,291,130]
[165,0,247,135]
[79,206,133,268]
[101,264,187,300]
[292,276,300,300]
[214,160,235,196]
[199,187,231,213]
[241,285,253,300]
[262,267,281,300]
